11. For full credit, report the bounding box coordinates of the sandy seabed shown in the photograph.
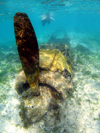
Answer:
[0,32,100,133]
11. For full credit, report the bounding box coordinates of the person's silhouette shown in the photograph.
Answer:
[41,13,54,26]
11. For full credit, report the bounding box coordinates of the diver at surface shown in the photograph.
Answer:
[41,13,55,26]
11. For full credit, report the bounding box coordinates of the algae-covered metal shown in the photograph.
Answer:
[40,49,72,75]
[15,49,72,125]
[14,12,39,95]
[14,12,72,127]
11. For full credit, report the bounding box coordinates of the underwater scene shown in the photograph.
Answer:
[0,0,100,133]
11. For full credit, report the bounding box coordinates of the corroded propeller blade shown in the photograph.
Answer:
[14,12,39,95]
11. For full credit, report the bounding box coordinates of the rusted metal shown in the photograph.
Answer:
[14,12,39,95]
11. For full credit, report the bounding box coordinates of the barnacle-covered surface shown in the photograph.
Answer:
[15,48,72,126]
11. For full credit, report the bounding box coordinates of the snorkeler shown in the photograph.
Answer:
[41,13,55,26]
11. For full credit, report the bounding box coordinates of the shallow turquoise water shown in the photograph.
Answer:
[0,0,100,133]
